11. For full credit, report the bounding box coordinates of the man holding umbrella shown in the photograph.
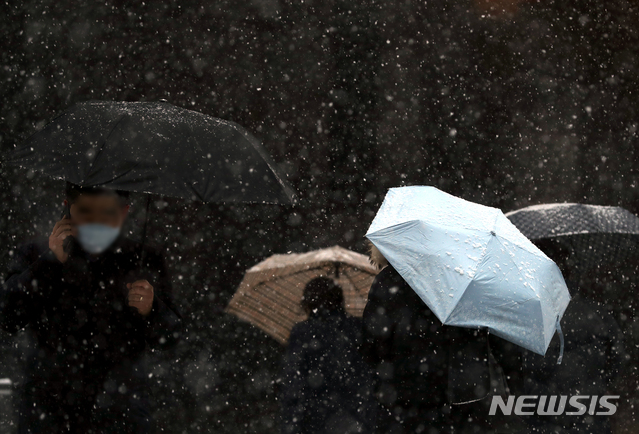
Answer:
[3,100,296,432]
[1,182,182,433]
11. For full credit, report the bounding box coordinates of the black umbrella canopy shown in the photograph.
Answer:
[6,100,296,204]
[506,203,639,273]
[506,203,639,239]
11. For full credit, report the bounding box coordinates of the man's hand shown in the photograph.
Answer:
[127,280,154,316]
[49,217,76,263]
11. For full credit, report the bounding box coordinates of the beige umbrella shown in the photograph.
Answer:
[225,245,378,344]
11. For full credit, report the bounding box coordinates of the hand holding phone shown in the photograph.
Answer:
[49,210,76,263]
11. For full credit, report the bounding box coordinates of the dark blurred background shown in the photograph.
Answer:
[1,0,639,432]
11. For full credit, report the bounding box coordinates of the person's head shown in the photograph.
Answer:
[301,277,345,315]
[367,240,388,269]
[65,182,130,254]
[65,182,130,227]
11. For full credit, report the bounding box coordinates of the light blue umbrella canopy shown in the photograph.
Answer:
[366,186,571,357]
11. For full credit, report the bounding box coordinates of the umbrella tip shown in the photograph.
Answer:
[490,230,496,236]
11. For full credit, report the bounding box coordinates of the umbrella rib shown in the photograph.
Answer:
[493,235,548,326]
[82,113,127,185]
[96,161,143,188]
[495,232,548,260]
[222,119,296,201]
[441,230,494,324]
[341,269,369,295]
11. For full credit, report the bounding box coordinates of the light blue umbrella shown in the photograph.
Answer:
[366,186,570,360]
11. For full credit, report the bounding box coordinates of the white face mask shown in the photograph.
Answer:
[77,224,121,254]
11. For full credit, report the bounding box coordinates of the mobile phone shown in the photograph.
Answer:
[60,206,70,220]
[61,203,73,253]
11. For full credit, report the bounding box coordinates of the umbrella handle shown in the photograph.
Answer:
[138,195,152,270]
[556,317,565,365]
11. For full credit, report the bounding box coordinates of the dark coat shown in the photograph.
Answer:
[280,309,378,434]
[361,266,509,434]
[510,291,627,434]
[0,237,182,433]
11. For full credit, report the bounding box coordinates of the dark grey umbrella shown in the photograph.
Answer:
[6,100,296,205]
[5,100,297,269]
[506,203,639,273]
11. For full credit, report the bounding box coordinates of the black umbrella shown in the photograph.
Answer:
[506,203,639,273]
[5,100,297,266]
[6,100,296,205]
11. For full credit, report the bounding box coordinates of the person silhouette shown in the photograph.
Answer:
[512,239,627,434]
[361,244,514,434]
[1,183,182,433]
[280,277,377,434]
